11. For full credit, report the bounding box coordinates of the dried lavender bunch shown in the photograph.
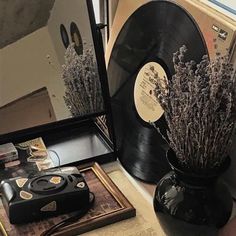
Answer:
[154,45,236,171]
[62,43,104,116]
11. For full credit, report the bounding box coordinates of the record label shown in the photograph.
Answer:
[134,62,166,123]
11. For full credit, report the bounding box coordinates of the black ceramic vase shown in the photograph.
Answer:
[153,149,232,236]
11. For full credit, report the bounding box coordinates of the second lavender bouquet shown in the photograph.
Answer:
[62,43,104,117]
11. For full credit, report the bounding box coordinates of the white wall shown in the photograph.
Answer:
[0,27,70,120]
[92,0,101,23]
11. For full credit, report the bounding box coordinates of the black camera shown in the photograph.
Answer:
[0,167,90,224]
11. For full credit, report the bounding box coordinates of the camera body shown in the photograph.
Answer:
[0,167,90,224]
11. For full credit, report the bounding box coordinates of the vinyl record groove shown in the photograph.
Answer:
[108,0,208,183]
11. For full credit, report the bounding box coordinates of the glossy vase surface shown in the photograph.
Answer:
[153,149,232,236]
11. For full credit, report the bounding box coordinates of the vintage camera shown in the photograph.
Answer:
[0,167,90,224]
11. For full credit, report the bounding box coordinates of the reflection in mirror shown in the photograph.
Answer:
[0,0,104,135]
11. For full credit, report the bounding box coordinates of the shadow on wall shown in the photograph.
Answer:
[0,87,56,134]
[0,0,55,49]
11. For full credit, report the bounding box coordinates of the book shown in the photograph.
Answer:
[0,143,18,164]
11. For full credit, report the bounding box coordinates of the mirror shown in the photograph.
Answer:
[0,0,105,136]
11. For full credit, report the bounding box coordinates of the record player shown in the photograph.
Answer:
[106,0,236,65]
[175,0,236,65]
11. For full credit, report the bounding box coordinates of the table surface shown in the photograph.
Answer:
[81,160,236,236]
[82,161,166,236]
[1,160,235,236]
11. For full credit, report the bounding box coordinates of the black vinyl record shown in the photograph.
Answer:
[107,1,208,183]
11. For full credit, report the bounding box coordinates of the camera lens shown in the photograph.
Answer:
[37,179,48,186]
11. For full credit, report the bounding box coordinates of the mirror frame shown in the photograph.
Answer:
[0,0,114,148]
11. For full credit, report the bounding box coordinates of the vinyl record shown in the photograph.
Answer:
[107,1,208,183]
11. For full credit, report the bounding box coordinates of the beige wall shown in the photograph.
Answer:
[0,0,100,129]
[48,0,95,65]
[0,26,70,120]
[109,0,119,30]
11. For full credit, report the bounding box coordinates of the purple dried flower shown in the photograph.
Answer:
[154,45,236,172]
[62,43,104,116]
